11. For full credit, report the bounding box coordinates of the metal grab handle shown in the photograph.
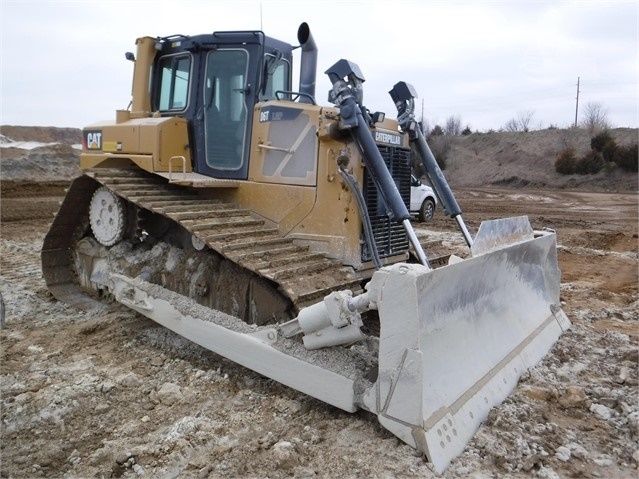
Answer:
[257,143,294,154]
[168,155,186,182]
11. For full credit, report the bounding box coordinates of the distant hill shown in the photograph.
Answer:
[1,125,637,191]
[439,127,638,192]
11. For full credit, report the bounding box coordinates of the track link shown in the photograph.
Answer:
[43,169,363,316]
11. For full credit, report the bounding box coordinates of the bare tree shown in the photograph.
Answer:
[503,118,520,132]
[515,110,535,132]
[581,102,610,133]
[503,110,535,132]
[444,115,462,136]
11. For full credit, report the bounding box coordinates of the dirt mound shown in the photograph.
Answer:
[0,125,81,145]
[0,145,80,182]
[1,126,81,182]
[438,127,638,192]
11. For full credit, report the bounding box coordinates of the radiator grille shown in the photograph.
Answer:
[362,145,411,262]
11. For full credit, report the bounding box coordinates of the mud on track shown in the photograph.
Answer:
[1,182,637,479]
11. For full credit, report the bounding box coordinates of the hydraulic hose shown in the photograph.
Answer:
[338,167,383,270]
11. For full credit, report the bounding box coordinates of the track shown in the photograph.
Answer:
[41,168,362,323]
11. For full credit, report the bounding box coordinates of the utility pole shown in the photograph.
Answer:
[574,76,580,128]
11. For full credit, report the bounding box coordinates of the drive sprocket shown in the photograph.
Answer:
[89,186,126,246]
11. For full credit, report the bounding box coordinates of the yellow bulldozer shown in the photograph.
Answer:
[41,23,570,473]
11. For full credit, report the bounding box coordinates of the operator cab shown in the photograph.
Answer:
[150,31,294,179]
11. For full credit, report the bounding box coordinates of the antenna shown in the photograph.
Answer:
[260,2,263,30]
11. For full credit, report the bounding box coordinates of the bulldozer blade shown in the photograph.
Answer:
[361,218,570,473]
[105,216,568,474]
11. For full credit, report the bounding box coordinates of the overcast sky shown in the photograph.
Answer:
[1,0,637,132]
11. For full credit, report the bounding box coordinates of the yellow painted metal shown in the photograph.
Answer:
[130,37,155,118]
[80,117,191,174]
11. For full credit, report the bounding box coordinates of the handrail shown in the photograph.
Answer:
[274,90,316,104]
[168,156,187,183]
[257,143,294,154]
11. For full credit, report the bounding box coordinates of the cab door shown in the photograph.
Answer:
[195,48,253,179]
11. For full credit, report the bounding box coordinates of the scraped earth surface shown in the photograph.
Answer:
[1,131,638,478]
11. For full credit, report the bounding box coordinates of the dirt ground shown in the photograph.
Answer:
[1,178,637,479]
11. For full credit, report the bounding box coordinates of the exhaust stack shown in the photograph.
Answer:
[297,22,317,104]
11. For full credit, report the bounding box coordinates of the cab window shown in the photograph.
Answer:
[259,53,290,101]
[157,54,191,111]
